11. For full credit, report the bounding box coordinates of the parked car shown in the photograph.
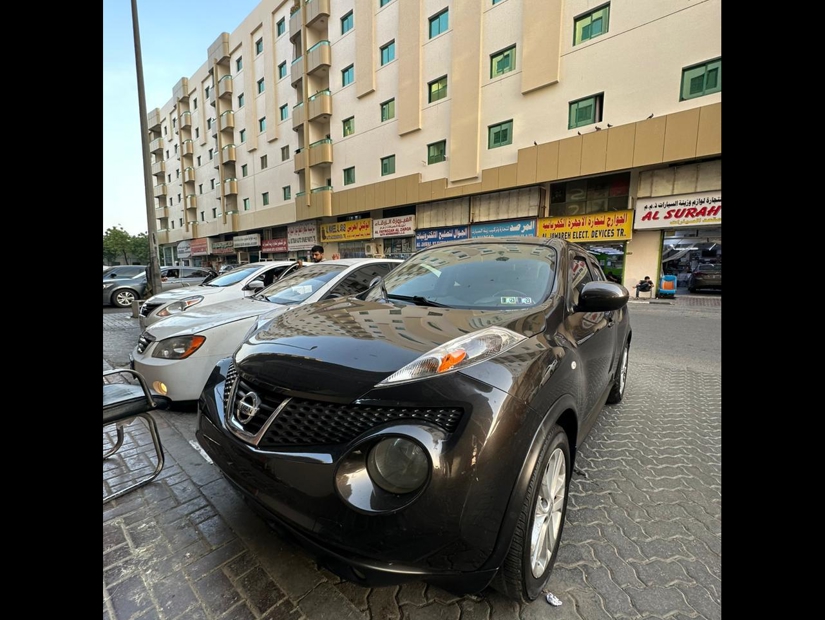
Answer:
[103,266,214,308]
[103,265,146,279]
[138,261,298,330]
[195,237,632,602]
[687,263,721,292]
[131,258,402,404]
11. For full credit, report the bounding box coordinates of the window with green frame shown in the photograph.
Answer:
[488,120,513,149]
[280,104,288,120]
[429,9,448,39]
[380,99,395,122]
[342,116,355,136]
[255,38,263,54]
[342,65,354,86]
[344,166,356,185]
[380,40,395,65]
[381,155,396,176]
[262,192,270,206]
[243,198,250,210]
[277,17,285,36]
[257,78,265,93]
[341,11,353,34]
[568,94,603,129]
[427,140,446,164]
[238,93,245,107]
[428,76,448,102]
[259,117,266,131]
[380,0,392,7]
[236,57,243,71]
[491,45,516,78]
[239,129,247,143]
[680,58,721,101]
[283,185,291,200]
[574,4,610,46]
[278,62,287,79]
[241,164,248,177]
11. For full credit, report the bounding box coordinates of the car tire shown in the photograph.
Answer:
[112,289,138,308]
[606,341,630,404]
[492,424,571,603]
[688,286,696,293]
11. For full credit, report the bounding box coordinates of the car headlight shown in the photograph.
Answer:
[156,296,204,317]
[367,437,429,494]
[376,326,525,386]
[103,283,114,290]
[151,335,206,359]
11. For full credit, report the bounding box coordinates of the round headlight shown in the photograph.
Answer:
[366,438,429,494]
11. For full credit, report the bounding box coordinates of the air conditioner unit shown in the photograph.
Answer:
[364,242,377,256]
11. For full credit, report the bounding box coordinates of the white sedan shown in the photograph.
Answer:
[130,258,401,403]
[138,261,298,330]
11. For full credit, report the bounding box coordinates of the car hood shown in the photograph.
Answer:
[145,297,286,339]
[233,297,549,400]
[146,285,234,304]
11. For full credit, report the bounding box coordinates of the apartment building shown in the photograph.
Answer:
[148,0,721,285]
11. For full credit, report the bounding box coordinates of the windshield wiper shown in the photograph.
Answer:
[386,294,448,308]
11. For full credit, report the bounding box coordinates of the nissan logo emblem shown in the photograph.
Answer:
[236,392,261,424]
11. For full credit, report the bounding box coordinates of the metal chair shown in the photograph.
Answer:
[103,368,171,504]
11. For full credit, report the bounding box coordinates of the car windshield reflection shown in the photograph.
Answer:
[257,264,345,305]
[204,266,261,287]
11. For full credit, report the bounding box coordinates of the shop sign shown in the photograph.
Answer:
[373,215,415,238]
[212,240,235,255]
[321,219,373,242]
[288,221,318,251]
[233,233,261,248]
[415,225,469,249]
[471,218,536,238]
[634,192,721,230]
[176,240,192,259]
[261,238,288,253]
[190,238,209,256]
[538,210,634,241]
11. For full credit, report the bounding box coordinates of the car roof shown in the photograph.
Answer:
[318,258,403,267]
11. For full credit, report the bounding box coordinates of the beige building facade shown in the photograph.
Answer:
[148,0,721,287]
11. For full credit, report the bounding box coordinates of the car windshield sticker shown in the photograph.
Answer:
[501,296,533,305]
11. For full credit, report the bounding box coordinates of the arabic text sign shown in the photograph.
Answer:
[415,226,469,249]
[190,238,209,256]
[373,214,415,238]
[261,238,288,253]
[321,218,373,241]
[233,233,261,248]
[212,240,235,255]
[288,221,319,251]
[634,192,721,230]
[470,218,536,238]
[538,210,634,241]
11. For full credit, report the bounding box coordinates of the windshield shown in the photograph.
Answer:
[203,265,263,287]
[696,264,721,272]
[373,243,558,309]
[256,264,345,305]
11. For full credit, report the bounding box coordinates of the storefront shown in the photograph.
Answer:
[211,240,236,270]
[232,233,262,264]
[261,237,289,260]
[415,225,469,249]
[373,214,416,258]
[288,221,320,262]
[189,238,210,268]
[321,219,372,258]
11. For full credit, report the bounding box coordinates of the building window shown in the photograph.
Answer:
[261,154,268,169]
[240,129,247,143]
[574,4,610,46]
[171,220,175,229]
[199,183,203,194]
[380,0,392,7]
[243,197,250,210]
[197,156,202,166]
[201,211,205,221]
[568,94,603,128]
[257,78,265,94]
[210,178,216,189]
[262,192,270,205]
[429,9,448,38]
[205,85,211,99]
[381,155,396,176]
[344,166,356,185]
[488,120,513,148]
[193,97,198,110]
[278,61,287,79]
[549,172,630,217]
[493,0,504,4]
[491,45,516,78]
[341,11,353,34]
[342,64,354,87]
[255,38,263,54]
[380,40,395,65]
[167,174,171,183]
[208,148,214,160]
[680,58,721,101]
[195,127,200,138]
[236,56,243,71]
[280,104,288,120]
[212,208,218,218]
[166,150,170,159]
[241,164,248,177]
[380,99,395,122]
[207,118,212,130]
[428,76,448,103]
[281,146,290,160]
[238,93,245,107]
[342,116,355,136]
[277,18,286,36]
[259,117,267,131]
[283,185,291,200]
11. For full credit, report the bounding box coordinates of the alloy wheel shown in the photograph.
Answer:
[529,446,567,578]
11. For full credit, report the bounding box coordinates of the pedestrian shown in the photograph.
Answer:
[634,276,654,298]
[310,245,325,263]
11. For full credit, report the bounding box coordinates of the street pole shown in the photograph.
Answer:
[130,0,163,298]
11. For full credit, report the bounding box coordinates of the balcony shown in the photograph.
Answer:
[147,108,162,131]
[222,144,237,163]
[183,167,196,183]
[220,110,235,130]
[224,178,238,195]
[294,148,307,172]
[155,206,169,219]
[308,89,332,122]
[306,0,331,30]
[151,160,165,177]
[179,111,192,129]
[208,33,230,66]
[289,5,302,41]
[308,186,333,218]
[307,41,331,77]
[295,190,308,209]
[181,139,194,156]
[186,194,197,208]
[218,75,233,98]
[292,102,305,130]
[173,77,190,102]
[291,56,303,87]
[153,183,168,198]
[150,137,164,154]
[309,138,333,166]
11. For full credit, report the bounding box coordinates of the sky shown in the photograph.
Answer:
[103,0,262,236]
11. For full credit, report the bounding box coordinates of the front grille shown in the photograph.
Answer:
[227,367,464,448]
[139,301,163,318]
[136,332,155,355]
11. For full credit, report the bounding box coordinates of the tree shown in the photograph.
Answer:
[130,232,150,264]
[103,226,134,265]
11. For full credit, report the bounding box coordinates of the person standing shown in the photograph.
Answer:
[310,245,325,263]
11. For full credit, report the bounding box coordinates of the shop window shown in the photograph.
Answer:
[549,172,630,216]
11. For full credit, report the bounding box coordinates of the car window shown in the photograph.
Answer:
[203,265,263,287]
[105,266,145,279]
[327,263,397,298]
[258,264,345,305]
[163,268,179,279]
[569,252,594,305]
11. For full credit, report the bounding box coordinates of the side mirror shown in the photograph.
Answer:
[575,282,629,312]
[245,280,265,292]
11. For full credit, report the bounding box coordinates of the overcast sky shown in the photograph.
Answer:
[103,0,261,235]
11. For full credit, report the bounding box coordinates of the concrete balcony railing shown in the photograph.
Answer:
[307,40,331,77]
[224,178,239,195]
[308,185,333,218]
[153,183,168,198]
[179,111,192,129]
[292,102,305,130]
[291,56,303,87]
[294,148,307,172]
[222,144,237,163]
[181,139,194,156]
[183,167,196,183]
[151,160,165,177]
[186,194,197,208]
[220,110,235,130]
[306,0,331,29]
[155,206,169,219]
[295,190,308,210]
[308,89,332,122]
[147,108,162,131]
[150,137,164,154]
[289,4,302,41]
[218,75,233,99]
[309,138,333,167]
